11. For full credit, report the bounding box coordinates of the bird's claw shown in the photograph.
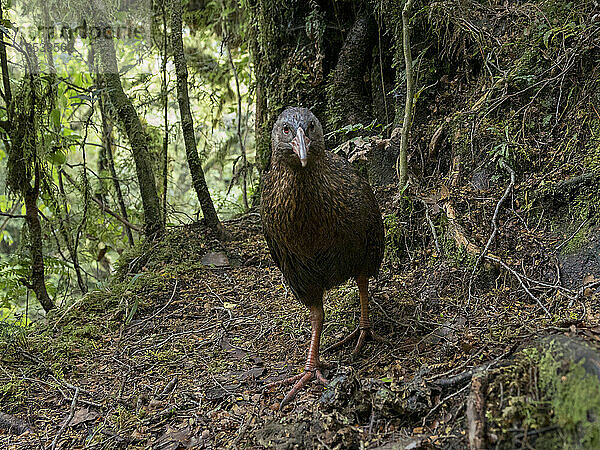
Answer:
[264,368,328,410]
[324,326,386,356]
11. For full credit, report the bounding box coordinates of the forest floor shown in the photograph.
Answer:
[1,183,600,449]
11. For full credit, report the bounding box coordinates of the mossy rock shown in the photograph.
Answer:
[486,335,600,449]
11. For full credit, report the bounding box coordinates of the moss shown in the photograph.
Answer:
[383,211,409,263]
[0,377,25,409]
[487,343,600,448]
[538,347,600,448]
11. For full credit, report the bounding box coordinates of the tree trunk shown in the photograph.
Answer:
[326,12,375,132]
[24,158,54,312]
[98,83,135,246]
[171,0,223,236]
[92,34,163,239]
[226,43,248,211]
[3,37,55,311]
[396,0,415,187]
[0,2,11,114]
[161,1,169,225]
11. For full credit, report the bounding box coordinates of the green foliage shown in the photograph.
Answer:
[383,212,407,263]
[0,256,30,311]
[0,0,256,317]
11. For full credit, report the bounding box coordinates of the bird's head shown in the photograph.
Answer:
[271,107,325,169]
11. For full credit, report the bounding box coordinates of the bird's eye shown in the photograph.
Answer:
[283,125,290,134]
[308,121,315,131]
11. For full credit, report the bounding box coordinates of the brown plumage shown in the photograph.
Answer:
[261,107,384,408]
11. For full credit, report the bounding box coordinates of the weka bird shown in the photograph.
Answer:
[261,107,384,407]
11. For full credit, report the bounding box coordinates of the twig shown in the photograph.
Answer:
[129,279,178,329]
[469,161,515,303]
[421,199,441,255]
[422,383,470,425]
[554,218,588,253]
[61,170,142,232]
[485,255,551,318]
[51,387,79,450]
[0,211,25,219]
[130,324,218,355]
[430,349,512,390]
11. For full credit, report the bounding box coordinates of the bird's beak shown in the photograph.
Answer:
[291,127,310,167]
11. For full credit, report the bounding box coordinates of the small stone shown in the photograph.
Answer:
[201,429,210,440]
[201,252,229,267]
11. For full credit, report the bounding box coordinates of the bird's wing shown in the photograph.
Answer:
[262,221,283,270]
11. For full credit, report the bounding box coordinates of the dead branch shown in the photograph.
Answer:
[50,387,79,450]
[421,199,441,255]
[466,375,488,450]
[0,211,25,219]
[128,279,178,329]
[484,255,551,318]
[469,161,515,302]
[554,218,588,253]
[422,383,470,426]
[61,170,142,232]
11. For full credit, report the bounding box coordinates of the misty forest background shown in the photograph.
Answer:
[2,0,600,448]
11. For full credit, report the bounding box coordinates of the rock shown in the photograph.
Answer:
[201,252,229,267]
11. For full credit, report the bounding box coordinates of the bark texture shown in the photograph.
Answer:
[326,12,376,131]
[93,34,163,239]
[171,0,223,236]
[98,85,135,246]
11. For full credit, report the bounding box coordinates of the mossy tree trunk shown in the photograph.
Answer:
[171,0,223,236]
[325,11,375,132]
[23,168,54,312]
[249,0,336,179]
[92,35,164,240]
[2,47,55,312]
[396,0,415,187]
[97,78,135,247]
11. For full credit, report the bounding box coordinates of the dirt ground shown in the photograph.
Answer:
[1,183,599,449]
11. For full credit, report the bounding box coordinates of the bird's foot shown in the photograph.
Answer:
[324,326,386,356]
[264,368,328,410]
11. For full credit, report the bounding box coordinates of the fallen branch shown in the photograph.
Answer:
[422,383,470,426]
[484,255,552,318]
[469,161,515,302]
[466,375,488,450]
[430,350,513,391]
[51,387,79,450]
[554,218,588,253]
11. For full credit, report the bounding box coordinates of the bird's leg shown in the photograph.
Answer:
[325,276,385,356]
[265,303,328,409]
